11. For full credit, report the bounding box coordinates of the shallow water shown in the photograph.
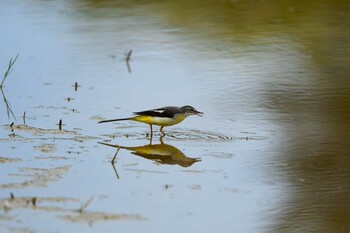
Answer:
[1,1,350,232]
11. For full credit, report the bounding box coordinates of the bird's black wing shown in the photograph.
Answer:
[133,106,179,118]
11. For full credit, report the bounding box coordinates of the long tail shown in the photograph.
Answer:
[98,117,131,124]
[97,142,131,150]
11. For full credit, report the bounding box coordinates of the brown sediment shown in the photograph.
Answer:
[0,166,70,189]
[33,143,57,153]
[0,157,21,163]
[0,195,146,223]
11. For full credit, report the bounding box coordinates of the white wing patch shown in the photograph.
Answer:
[152,108,166,114]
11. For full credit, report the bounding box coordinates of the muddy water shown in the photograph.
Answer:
[1,1,350,232]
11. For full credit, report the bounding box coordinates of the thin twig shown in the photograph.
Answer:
[78,197,94,213]
[22,111,26,124]
[125,49,132,63]
[58,119,62,130]
[125,50,132,73]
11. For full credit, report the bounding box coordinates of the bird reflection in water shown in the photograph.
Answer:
[98,136,201,179]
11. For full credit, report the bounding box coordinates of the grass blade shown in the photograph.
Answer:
[1,54,19,88]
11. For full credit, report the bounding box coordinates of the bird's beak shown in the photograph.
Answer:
[195,111,204,117]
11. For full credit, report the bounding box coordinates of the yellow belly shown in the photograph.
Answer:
[131,114,185,126]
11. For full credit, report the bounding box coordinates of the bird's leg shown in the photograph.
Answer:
[148,125,153,145]
[159,134,165,144]
[150,124,153,137]
[160,126,165,136]
[111,147,120,164]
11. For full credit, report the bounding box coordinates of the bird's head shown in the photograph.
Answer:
[180,105,203,117]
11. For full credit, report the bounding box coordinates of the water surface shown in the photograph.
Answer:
[1,1,350,232]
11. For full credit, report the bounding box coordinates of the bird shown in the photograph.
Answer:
[98,141,201,167]
[98,105,203,136]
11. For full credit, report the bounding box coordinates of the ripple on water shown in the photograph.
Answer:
[99,128,266,142]
[168,129,266,141]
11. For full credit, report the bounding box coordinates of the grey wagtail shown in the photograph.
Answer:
[99,141,201,167]
[98,105,203,136]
